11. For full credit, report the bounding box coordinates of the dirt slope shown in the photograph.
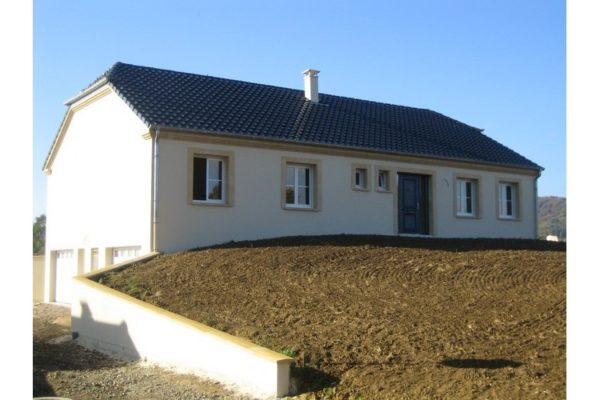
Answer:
[100,235,566,399]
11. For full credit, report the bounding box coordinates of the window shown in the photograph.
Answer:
[112,246,141,264]
[377,169,390,191]
[56,250,73,260]
[351,164,371,191]
[355,168,367,189]
[499,182,518,219]
[188,149,234,206]
[286,164,314,208]
[456,178,477,217]
[282,158,320,210]
[193,156,226,203]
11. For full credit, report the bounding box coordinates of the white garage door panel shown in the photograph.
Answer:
[112,246,141,265]
[55,250,75,304]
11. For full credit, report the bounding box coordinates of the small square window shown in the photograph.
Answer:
[351,164,370,191]
[355,168,367,189]
[377,170,390,191]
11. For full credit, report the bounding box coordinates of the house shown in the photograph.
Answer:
[44,62,542,303]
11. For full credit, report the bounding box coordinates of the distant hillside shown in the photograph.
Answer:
[538,196,566,240]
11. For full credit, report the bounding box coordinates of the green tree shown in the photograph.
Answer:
[33,214,46,255]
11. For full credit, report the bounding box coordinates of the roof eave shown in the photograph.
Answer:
[153,125,543,174]
[64,77,109,106]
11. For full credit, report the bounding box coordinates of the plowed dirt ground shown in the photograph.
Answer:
[100,235,566,399]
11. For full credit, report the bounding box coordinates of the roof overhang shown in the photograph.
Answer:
[154,125,543,176]
[64,77,109,106]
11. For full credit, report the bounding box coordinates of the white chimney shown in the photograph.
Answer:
[303,69,320,103]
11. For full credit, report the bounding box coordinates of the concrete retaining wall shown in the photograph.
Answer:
[71,254,293,398]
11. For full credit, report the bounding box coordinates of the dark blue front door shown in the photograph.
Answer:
[398,173,429,234]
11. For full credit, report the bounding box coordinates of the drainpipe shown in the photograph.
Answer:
[151,127,160,252]
[533,172,540,239]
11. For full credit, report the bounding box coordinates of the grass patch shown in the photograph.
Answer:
[281,347,299,358]
[99,274,149,299]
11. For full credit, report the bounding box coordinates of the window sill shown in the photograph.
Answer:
[455,213,480,219]
[376,188,392,193]
[352,187,370,192]
[191,200,232,207]
[497,215,520,221]
[283,205,320,212]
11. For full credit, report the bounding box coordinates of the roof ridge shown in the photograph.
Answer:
[107,62,308,96]
[96,62,482,133]
[108,62,476,125]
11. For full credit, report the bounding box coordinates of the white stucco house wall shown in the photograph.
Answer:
[43,62,542,303]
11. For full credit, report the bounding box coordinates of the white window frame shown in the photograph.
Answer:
[498,181,518,219]
[355,168,367,189]
[56,249,73,259]
[188,148,234,207]
[351,163,371,192]
[285,164,314,208]
[192,156,226,204]
[282,157,321,211]
[112,246,140,260]
[376,168,391,192]
[456,178,477,217]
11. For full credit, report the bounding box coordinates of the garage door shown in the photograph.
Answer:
[112,246,141,265]
[55,250,75,304]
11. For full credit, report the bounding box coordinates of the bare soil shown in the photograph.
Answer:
[99,235,566,399]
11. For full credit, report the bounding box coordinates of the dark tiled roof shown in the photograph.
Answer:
[86,62,542,170]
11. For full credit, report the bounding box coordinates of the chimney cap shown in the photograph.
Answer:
[303,69,320,76]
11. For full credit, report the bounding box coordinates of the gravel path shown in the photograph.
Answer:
[33,303,254,400]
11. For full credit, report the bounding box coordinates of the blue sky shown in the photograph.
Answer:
[33,0,565,218]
